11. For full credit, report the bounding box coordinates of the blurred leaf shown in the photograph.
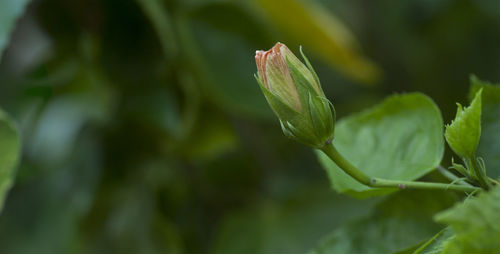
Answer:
[81,185,184,254]
[126,89,182,138]
[0,0,32,61]
[136,0,177,58]
[469,76,500,178]
[317,93,444,197]
[444,88,482,159]
[192,2,271,46]
[188,2,273,118]
[211,185,374,254]
[255,0,380,84]
[0,130,101,254]
[0,109,20,211]
[183,112,237,161]
[308,190,455,254]
[27,67,115,167]
[407,227,454,254]
[434,185,500,253]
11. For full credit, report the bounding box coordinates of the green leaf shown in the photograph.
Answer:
[308,190,455,254]
[469,76,500,178]
[0,0,32,61]
[0,109,21,212]
[317,93,444,197]
[136,0,177,58]
[189,2,273,118]
[434,185,500,253]
[444,88,482,159]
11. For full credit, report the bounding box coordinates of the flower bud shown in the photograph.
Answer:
[255,42,335,148]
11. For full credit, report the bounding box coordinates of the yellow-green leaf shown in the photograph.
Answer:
[255,0,380,84]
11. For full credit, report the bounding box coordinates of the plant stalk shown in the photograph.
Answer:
[320,144,480,192]
[469,157,490,190]
[437,165,473,187]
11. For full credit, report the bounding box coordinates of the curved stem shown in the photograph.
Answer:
[437,165,473,187]
[320,144,481,193]
[320,143,372,186]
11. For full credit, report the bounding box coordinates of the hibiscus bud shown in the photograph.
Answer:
[255,42,335,148]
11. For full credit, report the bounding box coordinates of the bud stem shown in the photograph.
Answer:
[320,143,372,186]
[320,144,481,193]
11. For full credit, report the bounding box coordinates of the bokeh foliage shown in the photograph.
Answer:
[1,0,500,253]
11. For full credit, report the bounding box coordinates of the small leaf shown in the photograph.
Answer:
[0,109,21,212]
[317,93,444,197]
[444,89,482,159]
[434,185,500,253]
[468,76,500,178]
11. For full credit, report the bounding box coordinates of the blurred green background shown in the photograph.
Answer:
[0,0,500,253]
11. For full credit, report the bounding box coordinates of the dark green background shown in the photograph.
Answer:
[0,0,499,253]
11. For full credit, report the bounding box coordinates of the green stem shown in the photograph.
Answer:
[320,144,480,193]
[437,165,473,187]
[370,178,478,192]
[320,143,372,186]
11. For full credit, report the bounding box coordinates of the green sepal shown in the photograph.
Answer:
[445,88,483,159]
[308,93,335,145]
[319,96,336,138]
[284,56,335,148]
[476,157,487,179]
[308,93,326,137]
[279,120,296,140]
[469,157,489,187]
[284,121,320,147]
[285,56,321,109]
[299,46,322,92]
[451,158,469,178]
[256,74,325,147]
